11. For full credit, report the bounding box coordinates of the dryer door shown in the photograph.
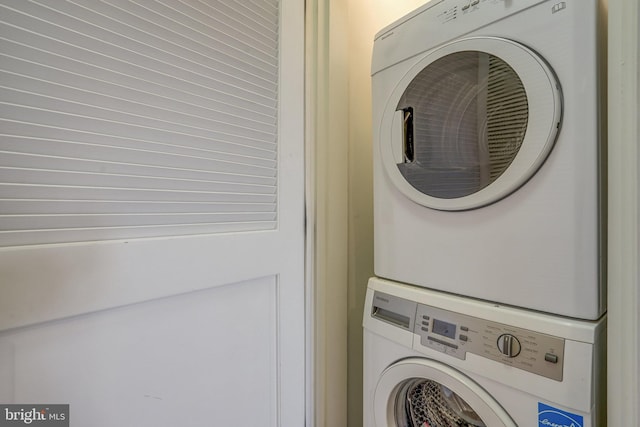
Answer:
[374,358,516,427]
[379,37,562,211]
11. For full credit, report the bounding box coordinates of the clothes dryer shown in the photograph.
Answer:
[363,277,606,427]
[372,0,607,319]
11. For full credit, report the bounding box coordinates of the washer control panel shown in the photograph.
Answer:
[414,302,565,381]
[371,291,565,381]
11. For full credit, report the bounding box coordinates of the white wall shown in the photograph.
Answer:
[308,1,426,425]
[306,0,349,425]
[345,2,428,427]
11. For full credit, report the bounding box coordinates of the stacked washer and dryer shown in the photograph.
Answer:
[364,1,607,426]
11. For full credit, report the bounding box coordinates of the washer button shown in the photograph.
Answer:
[459,335,468,342]
[545,353,559,363]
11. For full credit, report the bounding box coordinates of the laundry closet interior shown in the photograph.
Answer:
[313,0,637,426]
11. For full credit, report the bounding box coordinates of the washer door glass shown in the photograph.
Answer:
[379,37,562,211]
[395,378,486,427]
[373,358,516,427]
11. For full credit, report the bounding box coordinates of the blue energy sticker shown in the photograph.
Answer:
[538,402,584,427]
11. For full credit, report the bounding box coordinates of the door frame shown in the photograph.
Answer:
[607,0,640,425]
[305,0,350,426]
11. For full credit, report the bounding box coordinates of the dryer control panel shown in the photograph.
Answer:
[371,291,565,381]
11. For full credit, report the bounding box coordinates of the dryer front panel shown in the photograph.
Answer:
[380,37,562,211]
[372,0,605,320]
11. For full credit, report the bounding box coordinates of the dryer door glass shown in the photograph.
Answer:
[396,51,528,200]
[395,378,486,427]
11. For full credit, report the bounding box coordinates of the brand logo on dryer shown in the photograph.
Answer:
[552,2,566,14]
[538,403,583,427]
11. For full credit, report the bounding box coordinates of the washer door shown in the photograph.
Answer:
[374,358,516,427]
[379,37,562,211]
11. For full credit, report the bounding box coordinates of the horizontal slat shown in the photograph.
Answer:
[0,221,277,247]
[1,200,275,215]
[179,0,278,40]
[0,4,277,101]
[0,88,275,143]
[0,212,277,231]
[0,151,276,188]
[174,0,277,53]
[5,0,278,89]
[0,60,276,133]
[0,29,277,113]
[1,154,274,182]
[0,183,276,203]
[78,0,278,76]
[121,0,278,67]
[0,104,274,151]
[0,167,276,194]
[0,119,275,157]
[1,138,276,171]
[0,156,276,188]
[105,0,277,65]
[0,38,277,119]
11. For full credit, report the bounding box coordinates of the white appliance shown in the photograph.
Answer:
[363,277,606,427]
[372,0,607,319]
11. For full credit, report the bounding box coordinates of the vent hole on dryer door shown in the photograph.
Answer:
[396,51,529,200]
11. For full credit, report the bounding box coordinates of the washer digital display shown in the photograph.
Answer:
[432,319,456,339]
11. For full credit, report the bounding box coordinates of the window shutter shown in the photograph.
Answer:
[0,0,280,247]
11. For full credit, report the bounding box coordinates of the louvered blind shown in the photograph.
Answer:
[0,0,280,247]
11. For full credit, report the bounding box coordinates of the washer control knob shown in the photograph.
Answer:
[497,334,521,357]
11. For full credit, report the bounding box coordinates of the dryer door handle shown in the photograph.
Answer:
[402,107,414,163]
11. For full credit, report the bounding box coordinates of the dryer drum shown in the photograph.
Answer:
[396,378,486,427]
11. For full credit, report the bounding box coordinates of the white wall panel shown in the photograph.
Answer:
[0,276,279,427]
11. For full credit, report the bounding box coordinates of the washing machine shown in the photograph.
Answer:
[372,0,607,319]
[363,278,606,427]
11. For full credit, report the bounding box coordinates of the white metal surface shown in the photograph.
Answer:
[372,0,607,319]
[363,277,606,427]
